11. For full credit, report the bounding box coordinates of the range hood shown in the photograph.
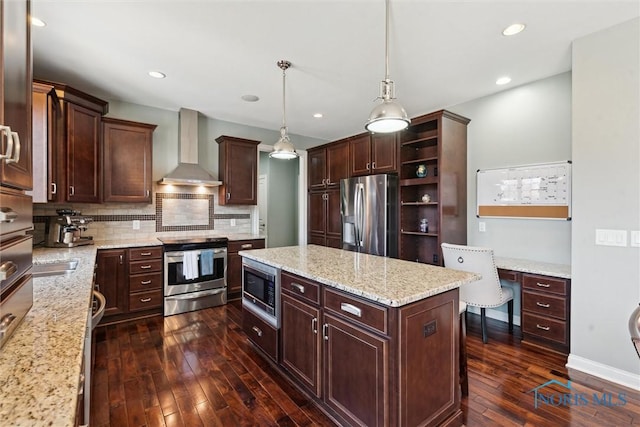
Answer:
[158,108,222,186]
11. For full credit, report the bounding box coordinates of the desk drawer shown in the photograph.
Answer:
[282,272,320,305]
[129,289,163,312]
[129,272,163,292]
[323,288,388,335]
[498,269,521,282]
[129,259,163,274]
[129,246,163,260]
[523,273,568,296]
[522,312,567,345]
[523,290,566,320]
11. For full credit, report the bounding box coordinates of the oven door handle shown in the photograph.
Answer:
[164,288,225,300]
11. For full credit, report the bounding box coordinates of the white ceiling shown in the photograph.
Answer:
[32,0,639,142]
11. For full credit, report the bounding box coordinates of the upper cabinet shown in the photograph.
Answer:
[349,133,397,176]
[102,117,156,203]
[216,135,260,205]
[31,79,108,203]
[0,0,33,190]
[308,140,349,191]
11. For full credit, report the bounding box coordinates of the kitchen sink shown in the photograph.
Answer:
[32,259,79,278]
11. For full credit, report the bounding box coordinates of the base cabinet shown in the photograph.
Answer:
[276,270,460,427]
[227,239,265,299]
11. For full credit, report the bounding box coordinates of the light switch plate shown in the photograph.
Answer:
[132,220,140,230]
[230,218,236,227]
[479,222,486,232]
[631,230,640,247]
[595,229,627,247]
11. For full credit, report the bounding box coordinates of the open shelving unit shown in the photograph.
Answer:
[398,110,470,266]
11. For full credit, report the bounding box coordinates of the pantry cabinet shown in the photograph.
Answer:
[102,117,156,203]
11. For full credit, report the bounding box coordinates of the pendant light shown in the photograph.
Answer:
[270,60,299,160]
[365,0,410,133]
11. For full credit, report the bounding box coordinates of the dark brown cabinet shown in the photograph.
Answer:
[273,270,461,426]
[349,132,397,176]
[399,110,469,266]
[227,238,265,299]
[31,80,108,203]
[217,135,260,205]
[96,249,128,318]
[98,246,164,324]
[102,117,156,203]
[307,141,349,191]
[308,188,341,248]
[0,0,33,190]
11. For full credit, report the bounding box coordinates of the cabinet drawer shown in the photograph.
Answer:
[229,239,265,253]
[243,308,278,361]
[129,246,163,260]
[129,289,163,312]
[129,272,163,293]
[129,259,162,274]
[522,312,567,345]
[323,288,388,335]
[281,272,320,306]
[523,273,568,296]
[523,290,566,320]
[498,269,520,283]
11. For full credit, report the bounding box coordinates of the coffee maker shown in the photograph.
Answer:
[45,209,94,247]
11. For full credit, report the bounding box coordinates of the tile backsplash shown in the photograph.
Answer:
[32,184,252,245]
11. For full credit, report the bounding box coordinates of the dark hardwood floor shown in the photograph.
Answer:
[92,301,640,426]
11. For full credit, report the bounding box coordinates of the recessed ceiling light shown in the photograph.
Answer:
[496,76,512,85]
[502,23,526,36]
[313,113,323,118]
[148,71,166,79]
[31,17,46,27]
[241,94,260,102]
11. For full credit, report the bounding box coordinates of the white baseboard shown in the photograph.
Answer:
[466,305,521,327]
[567,354,640,391]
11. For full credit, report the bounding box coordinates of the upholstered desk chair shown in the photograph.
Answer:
[442,243,514,344]
[459,300,468,396]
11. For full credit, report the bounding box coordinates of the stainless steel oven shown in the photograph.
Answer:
[159,237,228,316]
[242,258,280,329]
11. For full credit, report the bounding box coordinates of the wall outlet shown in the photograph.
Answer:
[595,229,627,247]
[230,218,236,227]
[479,221,486,232]
[132,220,140,230]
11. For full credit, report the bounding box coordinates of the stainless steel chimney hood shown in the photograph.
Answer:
[158,108,222,186]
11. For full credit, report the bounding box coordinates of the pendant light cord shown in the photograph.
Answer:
[384,0,390,82]
[282,66,287,130]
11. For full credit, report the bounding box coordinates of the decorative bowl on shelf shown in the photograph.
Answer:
[421,194,431,203]
[416,164,427,178]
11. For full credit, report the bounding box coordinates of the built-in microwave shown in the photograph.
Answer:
[242,258,280,329]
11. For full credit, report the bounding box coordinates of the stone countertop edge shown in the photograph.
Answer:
[494,256,571,279]
[0,245,98,427]
[239,245,480,307]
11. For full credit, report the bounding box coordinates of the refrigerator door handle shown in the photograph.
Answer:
[356,183,365,247]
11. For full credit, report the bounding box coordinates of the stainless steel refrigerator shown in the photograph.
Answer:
[340,174,398,257]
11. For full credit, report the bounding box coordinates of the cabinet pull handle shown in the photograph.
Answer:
[0,261,17,281]
[536,324,550,331]
[366,162,370,170]
[226,192,231,200]
[0,313,17,339]
[140,252,152,256]
[119,255,123,264]
[340,302,362,318]
[140,280,152,285]
[51,182,57,195]
[312,318,318,334]
[140,265,152,269]
[321,179,326,185]
[252,326,263,337]
[69,186,75,196]
[0,126,14,160]
[536,282,551,288]
[240,244,253,249]
[322,323,329,341]
[326,178,331,185]
[140,297,152,303]
[146,190,150,197]
[6,132,20,163]
[0,208,17,223]
[372,162,376,169]
[536,302,550,308]
[291,283,305,294]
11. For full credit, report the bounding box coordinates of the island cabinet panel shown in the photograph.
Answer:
[243,306,279,361]
[324,312,389,427]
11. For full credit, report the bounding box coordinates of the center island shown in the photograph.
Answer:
[239,245,479,427]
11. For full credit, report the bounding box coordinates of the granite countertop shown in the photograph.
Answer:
[494,256,571,279]
[0,245,98,427]
[239,245,479,307]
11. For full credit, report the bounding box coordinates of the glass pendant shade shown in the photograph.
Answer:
[269,127,297,160]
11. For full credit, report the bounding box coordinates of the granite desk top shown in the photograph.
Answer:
[239,245,479,307]
[0,245,97,427]
[494,256,571,279]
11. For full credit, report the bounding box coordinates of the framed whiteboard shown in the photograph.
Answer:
[476,161,571,220]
